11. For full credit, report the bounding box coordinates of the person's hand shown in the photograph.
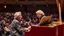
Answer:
[28,26,31,29]
[24,26,31,32]
[24,28,29,32]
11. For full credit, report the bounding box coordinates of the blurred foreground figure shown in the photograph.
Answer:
[9,12,31,36]
[36,10,52,26]
[5,23,10,36]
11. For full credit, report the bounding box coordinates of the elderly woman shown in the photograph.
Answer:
[9,12,31,36]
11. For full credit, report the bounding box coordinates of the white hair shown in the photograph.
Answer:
[14,11,21,18]
[36,10,45,15]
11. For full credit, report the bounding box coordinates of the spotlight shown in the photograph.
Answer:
[46,5,48,7]
[4,5,7,8]
[20,5,22,6]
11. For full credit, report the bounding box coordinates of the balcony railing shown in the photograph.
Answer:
[0,0,56,5]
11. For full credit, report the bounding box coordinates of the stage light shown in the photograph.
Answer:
[46,5,48,7]
[20,5,22,6]
[4,5,7,8]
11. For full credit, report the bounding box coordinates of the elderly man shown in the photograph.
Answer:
[35,10,45,26]
[9,12,31,36]
[31,10,45,26]
[36,10,52,26]
[36,10,45,20]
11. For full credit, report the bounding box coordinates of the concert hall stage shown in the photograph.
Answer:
[25,25,64,36]
[25,26,56,36]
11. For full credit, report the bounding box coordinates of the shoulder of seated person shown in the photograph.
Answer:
[12,19,19,24]
[41,16,46,18]
[13,19,19,22]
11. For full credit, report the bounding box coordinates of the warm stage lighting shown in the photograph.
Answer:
[4,5,7,8]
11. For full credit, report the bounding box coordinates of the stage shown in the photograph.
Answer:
[25,25,64,36]
[25,26,56,36]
